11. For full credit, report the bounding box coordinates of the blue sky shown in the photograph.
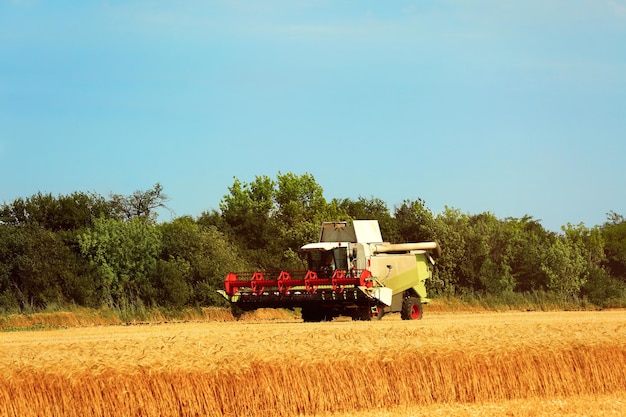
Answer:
[1,1,625,231]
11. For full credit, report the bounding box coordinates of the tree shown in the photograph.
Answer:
[219,175,275,249]
[428,212,554,297]
[274,172,326,225]
[78,217,161,307]
[464,212,516,294]
[0,224,94,311]
[274,172,341,254]
[499,216,553,294]
[562,222,606,270]
[154,258,192,309]
[159,217,248,306]
[602,211,626,280]
[109,183,169,223]
[564,219,626,307]
[338,196,395,240]
[218,172,346,270]
[394,199,436,243]
[541,237,588,299]
[0,191,113,231]
[431,207,468,295]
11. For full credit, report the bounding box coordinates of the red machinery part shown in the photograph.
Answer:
[277,271,306,294]
[359,269,373,288]
[249,271,265,294]
[276,270,291,294]
[304,270,318,293]
[250,271,280,295]
[304,270,332,293]
[225,272,251,296]
[331,270,359,293]
[225,269,374,296]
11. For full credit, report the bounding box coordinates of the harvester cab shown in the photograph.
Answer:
[218,220,441,321]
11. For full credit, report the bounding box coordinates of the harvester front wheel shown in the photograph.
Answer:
[401,297,423,320]
[374,306,386,320]
[351,307,372,321]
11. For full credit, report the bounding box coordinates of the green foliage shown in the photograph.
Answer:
[274,172,327,253]
[541,238,588,299]
[275,172,326,225]
[218,172,348,269]
[158,216,247,306]
[109,183,169,223]
[431,207,468,295]
[78,217,161,307]
[337,196,395,240]
[581,266,625,307]
[562,222,606,265]
[2,176,626,314]
[394,198,437,243]
[560,222,618,305]
[505,217,553,293]
[602,211,626,280]
[0,191,113,231]
[219,175,275,247]
[154,258,192,309]
[469,213,516,294]
[0,223,94,311]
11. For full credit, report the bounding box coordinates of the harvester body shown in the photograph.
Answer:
[218,220,440,321]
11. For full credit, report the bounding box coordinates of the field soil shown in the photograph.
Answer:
[1,310,625,416]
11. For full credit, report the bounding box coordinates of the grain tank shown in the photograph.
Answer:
[218,220,441,321]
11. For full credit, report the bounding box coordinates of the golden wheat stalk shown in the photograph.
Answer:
[1,344,624,417]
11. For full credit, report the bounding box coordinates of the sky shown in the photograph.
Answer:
[1,0,625,232]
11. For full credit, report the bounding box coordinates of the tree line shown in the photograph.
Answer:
[1,173,625,314]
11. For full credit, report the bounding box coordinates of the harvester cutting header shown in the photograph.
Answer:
[218,220,441,321]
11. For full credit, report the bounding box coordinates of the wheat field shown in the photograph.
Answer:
[1,310,625,416]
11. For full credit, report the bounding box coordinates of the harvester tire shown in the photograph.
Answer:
[351,307,372,321]
[401,297,423,320]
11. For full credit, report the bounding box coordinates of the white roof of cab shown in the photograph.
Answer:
[301,242,343,251]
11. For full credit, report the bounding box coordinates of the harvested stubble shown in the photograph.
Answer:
[1,311,625,417]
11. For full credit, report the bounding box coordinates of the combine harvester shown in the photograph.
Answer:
[218,220,441,321]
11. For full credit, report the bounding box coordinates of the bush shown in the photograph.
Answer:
[581,268,626,308]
